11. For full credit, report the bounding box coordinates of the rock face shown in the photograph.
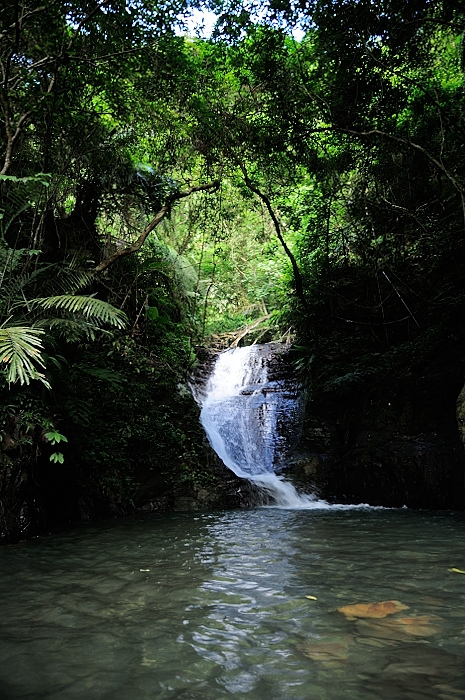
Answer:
[288,365,465,509]
[456,383,465,451]
[130,344,465,513]
[2,342,463,546]
[192,342,465,509]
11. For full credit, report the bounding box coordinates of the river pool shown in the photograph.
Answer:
[1,507,465,699]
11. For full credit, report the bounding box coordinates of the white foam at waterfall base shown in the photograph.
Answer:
[253,473,380,510]
[251,473,330,508]
[199,344,368,510]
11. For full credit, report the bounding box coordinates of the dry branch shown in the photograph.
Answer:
[230,314,272,348]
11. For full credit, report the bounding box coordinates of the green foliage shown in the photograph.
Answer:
[33,296,127,330]
[45,428,68,464]
[44,430,68,446]
[52,336,209,508]
[0,326,49,388]
[0,248,128,387]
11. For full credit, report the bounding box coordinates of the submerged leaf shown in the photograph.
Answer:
[355,615,442,641]
[337,600,409,620]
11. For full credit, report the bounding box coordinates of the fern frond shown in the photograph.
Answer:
[1,265,54,307]
[63,396,93,427]
[35,317,92,342]
[80,365,126,388]
[0,246,29,279]
[39,268,96,297]
[32,296,127,329]
[0,326,50,388]
[0,173,50,238]
[1,256,95,302]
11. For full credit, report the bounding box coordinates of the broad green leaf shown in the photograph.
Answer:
[44,431,68,445]
[146,306,159,320]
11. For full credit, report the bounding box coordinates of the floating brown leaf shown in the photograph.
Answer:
[337,600,409,620]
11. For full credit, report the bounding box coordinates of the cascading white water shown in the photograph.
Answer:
[198,344,332,508]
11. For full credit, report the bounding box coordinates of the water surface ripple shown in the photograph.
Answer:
[1,508,465,698]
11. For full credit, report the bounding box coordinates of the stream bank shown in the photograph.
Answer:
[0,345,250,546]
[2,338,465,546]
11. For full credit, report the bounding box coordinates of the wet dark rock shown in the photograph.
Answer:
[295,363,465,508]
[337,432,459,508]
[366,645,465,699]
[167,341,465,510]
[190,347,219,402]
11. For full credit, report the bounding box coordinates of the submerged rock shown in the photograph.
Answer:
[298,635,353,665]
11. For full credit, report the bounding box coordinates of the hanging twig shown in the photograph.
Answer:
[238,163,309,311]
[381,270,420,327]
[376,270,389,345]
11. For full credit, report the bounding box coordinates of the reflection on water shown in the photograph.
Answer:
[1,508,465,698]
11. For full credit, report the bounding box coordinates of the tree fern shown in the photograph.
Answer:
[0,174,51,241]
[0,297,127,388]
[36,256,96,298]
[35,317,99,342]
[0,240,127,387]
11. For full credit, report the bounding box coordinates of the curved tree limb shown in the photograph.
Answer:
[238,164,309,311]
[94,179,221,273]
[230,314,272,348]
[319,125,465,230]
[336,127,464,195]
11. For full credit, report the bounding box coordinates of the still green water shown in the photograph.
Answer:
[1,507,465,699]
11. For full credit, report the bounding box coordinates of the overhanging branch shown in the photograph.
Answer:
[336,127,463,194]
[94,179,221,273]
[334,126,465,229]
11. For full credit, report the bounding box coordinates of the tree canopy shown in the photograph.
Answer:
[2,0,465,385]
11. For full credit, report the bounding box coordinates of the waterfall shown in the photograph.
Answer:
[197,344,330,508]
